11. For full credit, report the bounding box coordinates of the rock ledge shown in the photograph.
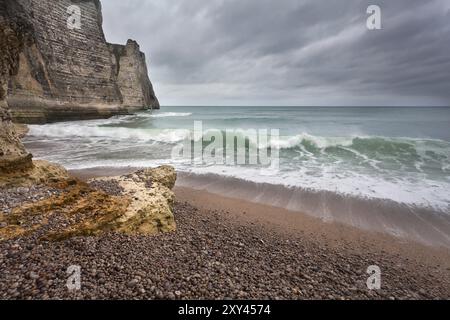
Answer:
[0,166,177,241]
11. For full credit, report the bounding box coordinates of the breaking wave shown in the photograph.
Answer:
[147,112,192,118]
[22,106,450,248]
[29,122,450,175]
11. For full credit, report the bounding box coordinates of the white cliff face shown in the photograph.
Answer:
[109,40,159,110]
[2,0,159,124]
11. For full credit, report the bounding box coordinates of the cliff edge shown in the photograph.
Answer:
[0,0,159,124]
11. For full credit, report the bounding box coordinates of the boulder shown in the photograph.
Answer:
[0,166,177,241]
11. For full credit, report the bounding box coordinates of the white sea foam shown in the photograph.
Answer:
[29,123,191,143]
[180,164,450,212]
[55,154,449,213]
[146,112,192,118]
[22,106,450,247]
[176,171,450,248]
[268,133,355,149]
[25,110,450,215]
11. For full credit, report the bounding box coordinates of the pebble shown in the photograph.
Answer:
[127,279,139,287]
[29,271,39,280]
[0,200,448,300]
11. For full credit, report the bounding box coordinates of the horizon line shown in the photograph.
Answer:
[158,105,450,108]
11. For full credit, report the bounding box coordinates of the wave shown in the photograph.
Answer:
[188,131,450,171]
[183,130,450,156]
[269,133,355,149]
[28,123,450,172]
[28,124,192,143]
[267,133,450,151]
[146,112,192,118]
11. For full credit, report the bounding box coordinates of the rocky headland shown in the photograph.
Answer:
[1,0,159,124]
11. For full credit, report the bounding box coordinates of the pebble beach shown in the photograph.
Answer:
[1,179,449,300]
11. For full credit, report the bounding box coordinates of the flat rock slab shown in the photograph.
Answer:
[0,164,177,241]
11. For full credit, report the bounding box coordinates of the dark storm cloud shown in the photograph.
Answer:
[100,0,450,106]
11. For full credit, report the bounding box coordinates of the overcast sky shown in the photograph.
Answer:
[101,0,450,106]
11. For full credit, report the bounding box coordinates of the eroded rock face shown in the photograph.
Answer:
[0,2,32,173]
[0,166,177,241]
[92,165,177,236]
[0,1,172,243]
[109,40,159,110]
[0,107,32,173]
[1,0,159,124]
[0,160,70,188]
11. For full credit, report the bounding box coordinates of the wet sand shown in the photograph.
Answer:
[69,167,450,271]
[176,172,450,249]
[174,186,450,271]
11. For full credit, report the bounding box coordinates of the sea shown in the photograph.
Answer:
[24,106,450,247]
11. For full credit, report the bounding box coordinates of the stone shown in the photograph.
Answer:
[0,121,31,173]
[0,160,70,188]
[144,165,177,190]
[97,166,177,235]
[0,166,177,241]
[127,279,139,288]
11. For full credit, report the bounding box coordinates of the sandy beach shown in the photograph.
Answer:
[79,168,450,299]
[174,186,450,267]
[2,167,448,300]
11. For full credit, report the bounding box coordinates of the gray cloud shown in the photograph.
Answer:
[101,0,450,106]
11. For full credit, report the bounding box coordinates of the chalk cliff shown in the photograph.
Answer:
[0,0,32,172]
[0,0,159,124]
[0,0,176,242]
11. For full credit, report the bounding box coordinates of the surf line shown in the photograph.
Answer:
[171,120,280,169]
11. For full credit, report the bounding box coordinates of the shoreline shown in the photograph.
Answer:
[0,166,449,299]
[176,172,450,249]
[70,167,450,281]
[174,186,450,270]
[69,167,450,249]
[69,167,450,260]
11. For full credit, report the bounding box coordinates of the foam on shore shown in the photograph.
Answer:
[177,172,450,248]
